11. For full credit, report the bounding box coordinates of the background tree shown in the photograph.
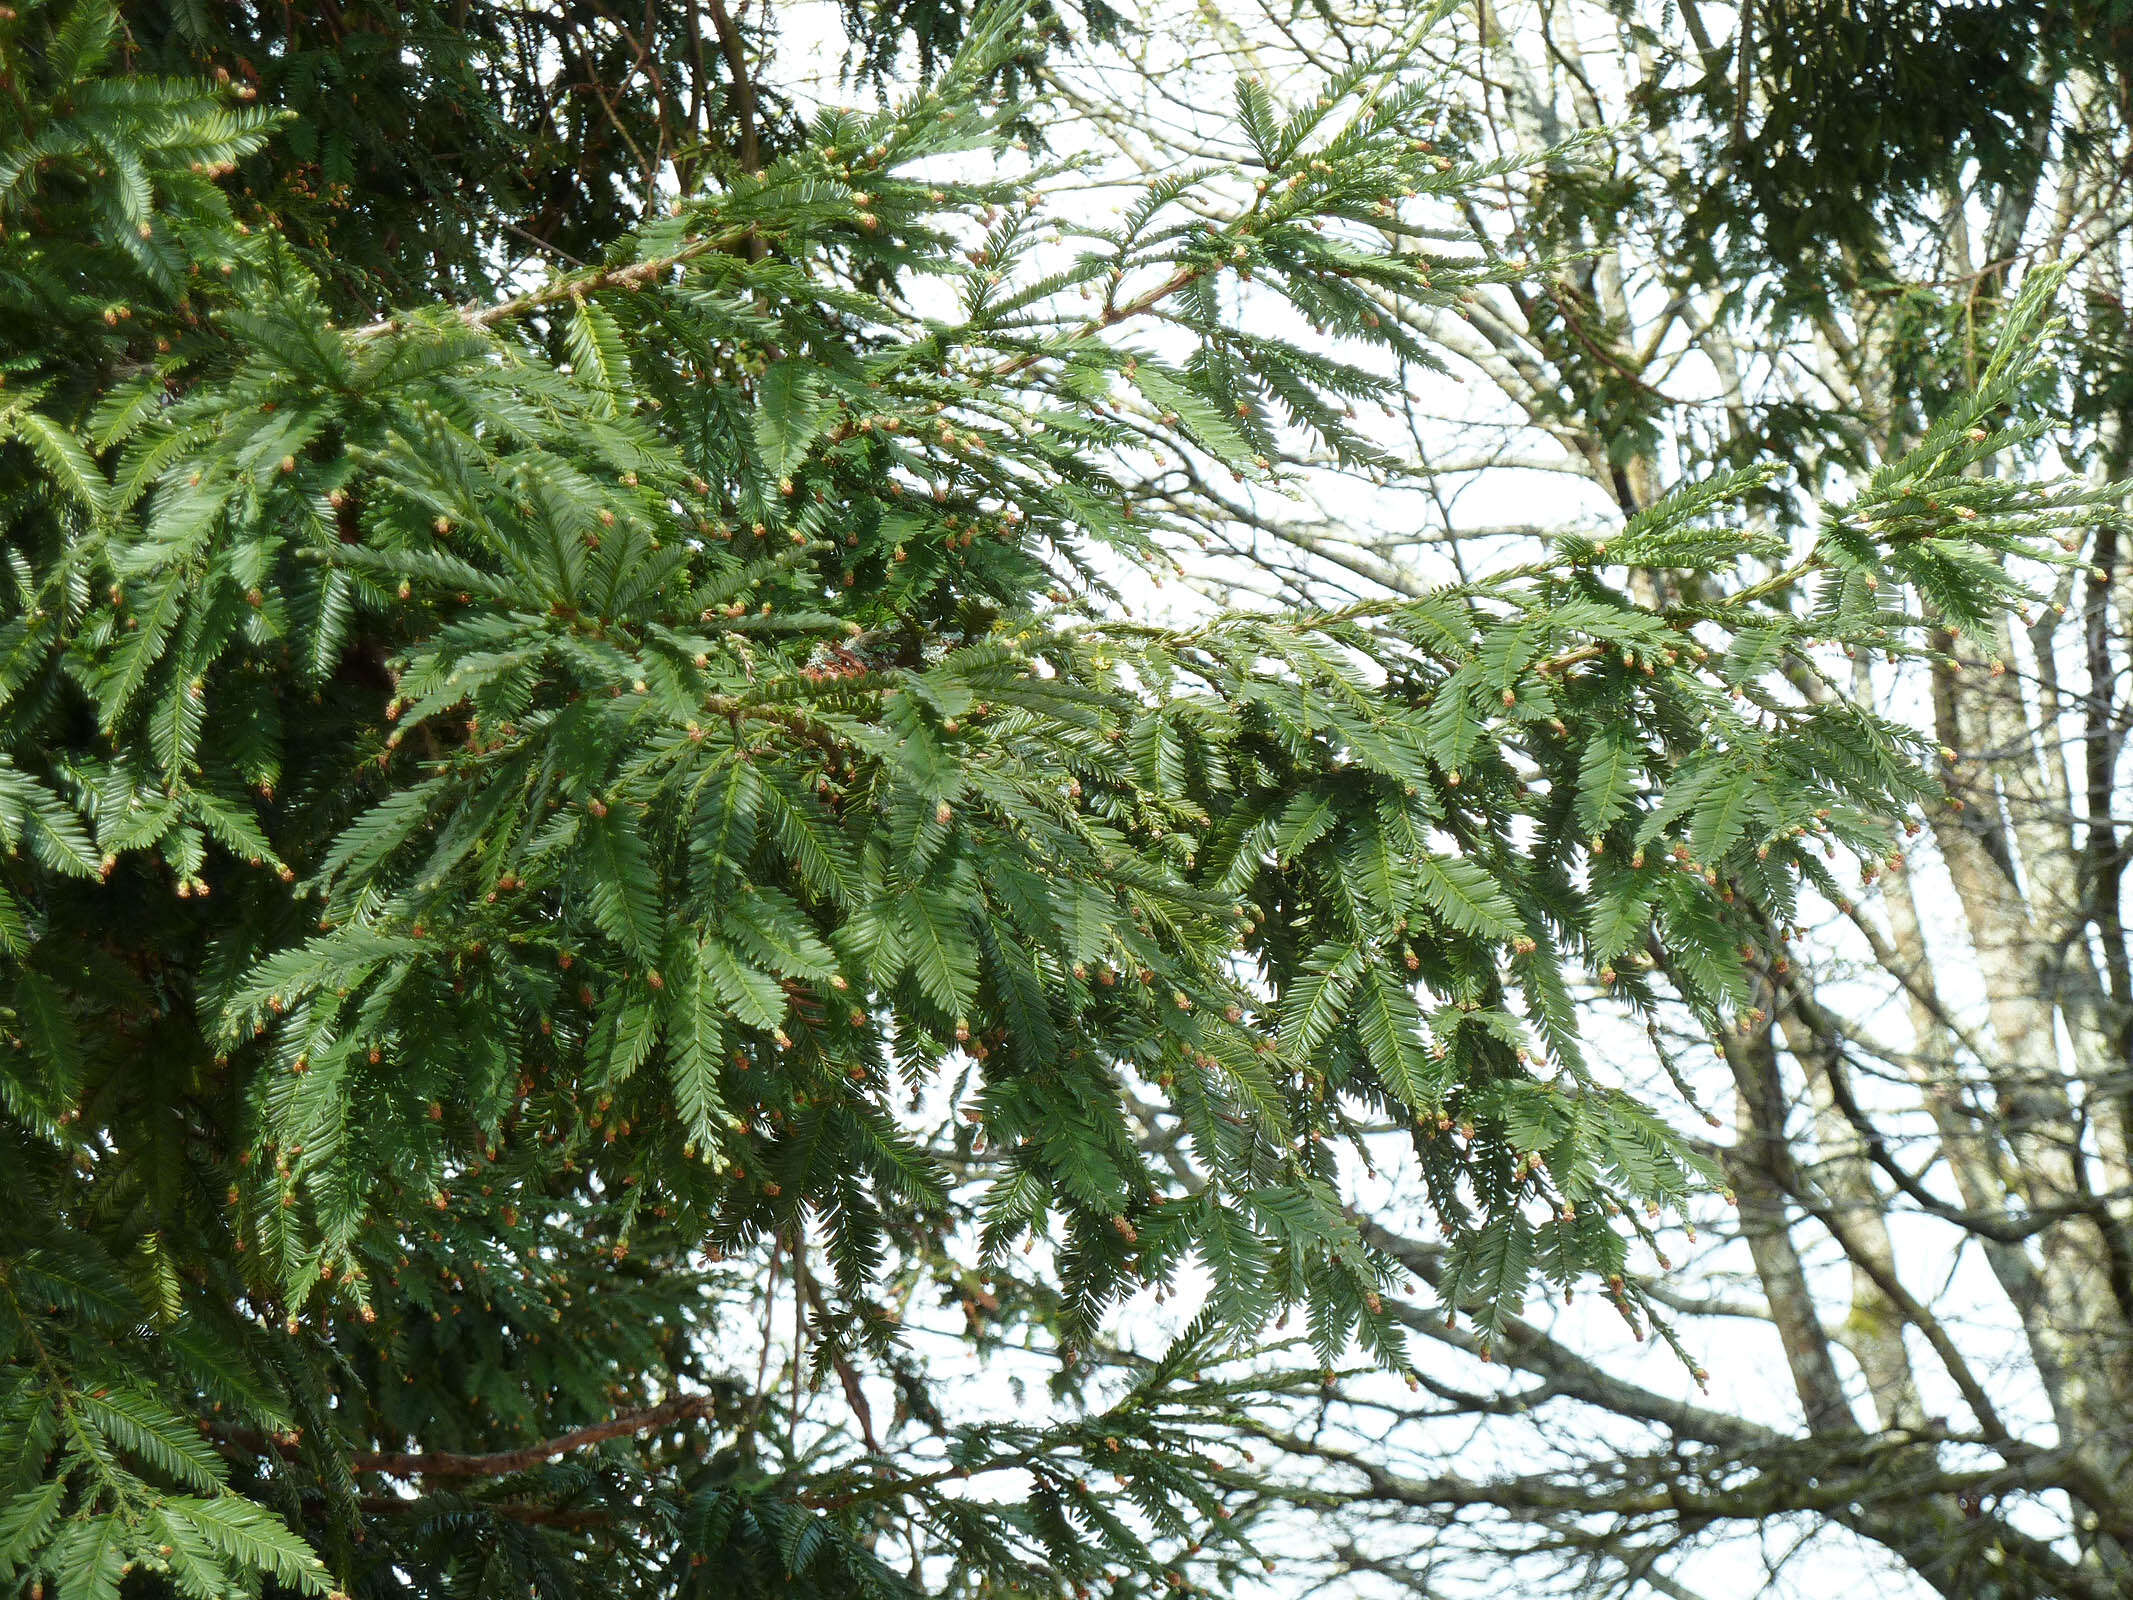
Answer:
[1038,2,2133,1596]
[99,0,1112,306]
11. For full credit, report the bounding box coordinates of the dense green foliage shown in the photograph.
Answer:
[0,2,2112,1596]
[1630,0,2133,297]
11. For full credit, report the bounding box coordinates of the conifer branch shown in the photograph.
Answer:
[344,231,756,341]
[349,1395,719,1479]
[357,1497,610,1528]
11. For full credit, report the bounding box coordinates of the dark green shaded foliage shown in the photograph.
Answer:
[1627,0,2130,300]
